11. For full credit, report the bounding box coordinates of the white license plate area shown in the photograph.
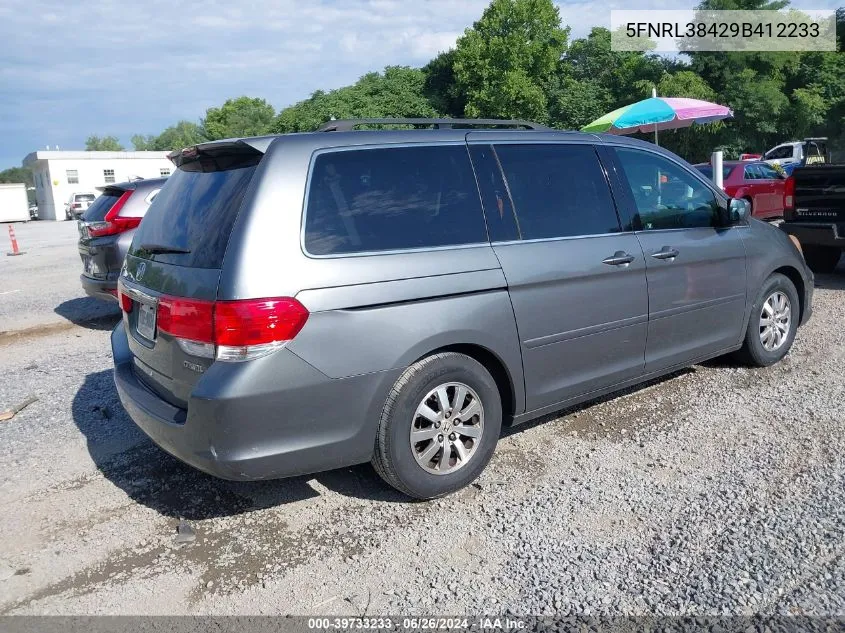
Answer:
[137,302,157,341]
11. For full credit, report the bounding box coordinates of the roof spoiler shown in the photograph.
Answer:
[168,139,267,171]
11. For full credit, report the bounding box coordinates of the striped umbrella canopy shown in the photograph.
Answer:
[581,97,732,141]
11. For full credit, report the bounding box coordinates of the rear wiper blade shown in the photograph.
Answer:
[139,243,192,254]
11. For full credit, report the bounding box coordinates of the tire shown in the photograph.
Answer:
[372,352,502,500]
[803,246,841,274]
[735,273,800,367]
[744,197,754,217]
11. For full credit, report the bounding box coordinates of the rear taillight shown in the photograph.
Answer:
[118,286,133,313]
[87,191,140,237]
[158,296,215,344]
[72,203,81,209]
[783,176,795,214]
[215,298,310,361]
[155,296,309,362]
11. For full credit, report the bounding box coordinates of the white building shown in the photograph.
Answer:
[22,151,174,221]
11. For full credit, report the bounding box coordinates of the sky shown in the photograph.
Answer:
[0,0,839,168]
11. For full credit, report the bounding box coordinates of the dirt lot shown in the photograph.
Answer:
[0,220,843,616]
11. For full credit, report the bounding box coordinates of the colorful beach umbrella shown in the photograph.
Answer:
[581,97,733,144]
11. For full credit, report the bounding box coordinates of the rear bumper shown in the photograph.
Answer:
[80,274,118,302]
[781,222,845,249]
[111,321,399,481]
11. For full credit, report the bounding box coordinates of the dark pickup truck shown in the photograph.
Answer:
[781,163,845,273]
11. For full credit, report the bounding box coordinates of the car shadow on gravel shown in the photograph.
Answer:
[54,297,121,331]
[71,370,404,520]
[502,367,696,440]
[813,269,845,290]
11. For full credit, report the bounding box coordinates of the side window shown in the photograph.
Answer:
[744,164,761,180]
[491,143,620,240]
[304,145,486,256]
[614,148,721,231]
[467,144,520,242]
[757,164,780,179]
[766,146,792,160]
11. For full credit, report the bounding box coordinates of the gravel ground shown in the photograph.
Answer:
[0,222,843,617]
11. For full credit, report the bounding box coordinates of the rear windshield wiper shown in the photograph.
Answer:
[139,243,192,254]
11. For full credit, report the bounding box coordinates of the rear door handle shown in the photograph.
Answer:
[602,251,636,267]
[651,247,680,261]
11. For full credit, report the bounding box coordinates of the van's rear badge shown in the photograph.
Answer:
[183,361,205,374]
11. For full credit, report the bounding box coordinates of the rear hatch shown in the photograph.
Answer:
[786,164,845,225]
[78,186,129,277]
[118,142,265,408]
[79,185,128,240]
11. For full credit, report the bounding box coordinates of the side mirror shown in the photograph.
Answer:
[729,198,751,223]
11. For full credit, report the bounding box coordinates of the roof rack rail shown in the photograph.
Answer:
[317,118,550,132]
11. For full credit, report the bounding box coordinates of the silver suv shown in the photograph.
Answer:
[112,119,813,499]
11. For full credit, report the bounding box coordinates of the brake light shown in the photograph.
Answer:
[215,298,309,360]
[87,191,140,237]
[155,296,309,362]
[783,176,795,212]
[118,285,133,313]
[72,203,81,209]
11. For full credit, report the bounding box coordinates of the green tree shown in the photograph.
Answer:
[547,77,613,130]
[563,27,664,101]
[451,0,569,121]
[0,166,33,186]
[0,166,35,204]
[85,135,125,151]
[131,134,156,150]
[273,66,438,133]
[422,50,466,118]
[203,97,275,140]
[149,121,208,150]
[547,27,666,130]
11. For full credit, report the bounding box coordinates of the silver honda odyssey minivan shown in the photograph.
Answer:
[112,118,813,499]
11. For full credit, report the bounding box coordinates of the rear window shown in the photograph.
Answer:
[304,145,486,256]
[129,161,258,269]
[81,191,121,222]
[695,165,733,181]
[76,194,96,202]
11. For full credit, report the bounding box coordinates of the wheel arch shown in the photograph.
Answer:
[772,265,805,322]
[412,343,518,423]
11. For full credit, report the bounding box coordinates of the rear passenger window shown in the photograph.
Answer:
[492,144,620,240]
[304,145,486,256]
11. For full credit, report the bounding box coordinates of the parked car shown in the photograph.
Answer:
[28,203,38,220]
[78,178,166,301]
[65,192,97,220]
[763,138,829,171]
[695,161,786,220]
[112,118,813,500]
[781,162,845,273]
